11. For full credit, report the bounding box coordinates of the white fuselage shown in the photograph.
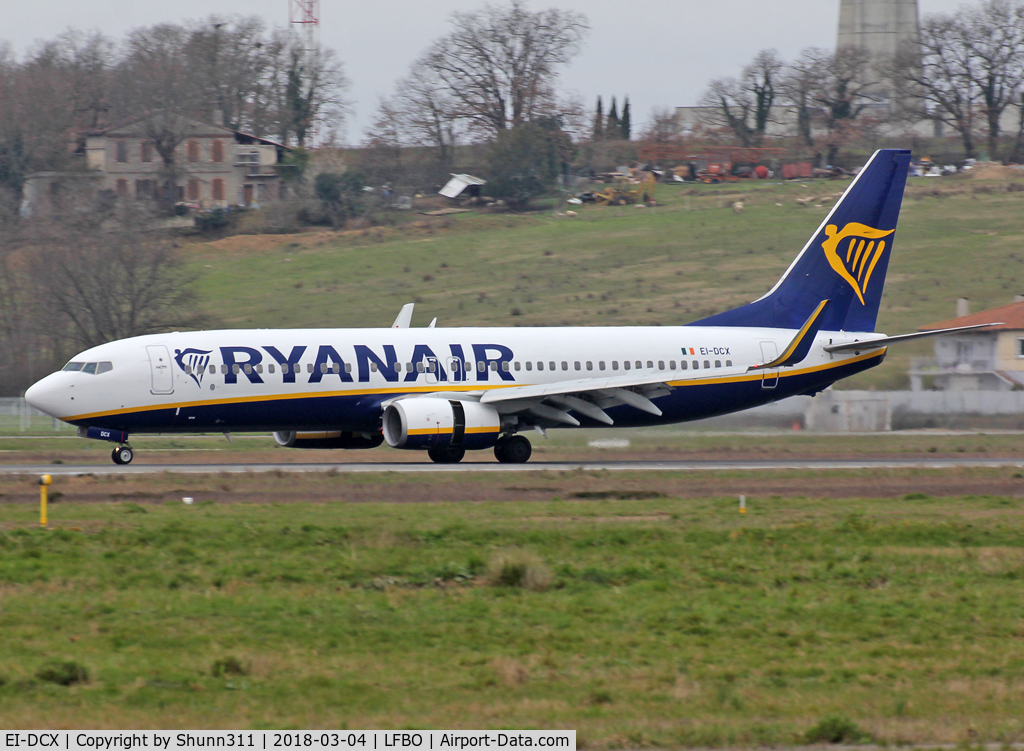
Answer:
[25,325,885,435]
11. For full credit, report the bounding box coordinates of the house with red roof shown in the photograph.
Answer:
[912,298,1024,391]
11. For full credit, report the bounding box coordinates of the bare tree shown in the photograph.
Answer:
[29,210,204,349]
[812,47,884,164]
[961,0,1024,159]
[699,49,783,146]
[638,107,682,144]
[423,0,589,136]
[779,48,823,149]
[890,14,979,159]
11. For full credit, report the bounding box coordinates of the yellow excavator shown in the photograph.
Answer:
[592,172,656,206]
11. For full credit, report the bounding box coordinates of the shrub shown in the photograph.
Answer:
[487,551,551,591]
[36,660,88,686]
[211,656,246,677]
[803,715,870,744]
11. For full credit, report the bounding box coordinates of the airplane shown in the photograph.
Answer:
[24,149,994,466]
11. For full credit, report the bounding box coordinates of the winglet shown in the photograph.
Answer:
[749,300,830,371]
[392,303,414,328]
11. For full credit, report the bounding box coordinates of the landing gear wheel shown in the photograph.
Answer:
[504,435,532,464]
[493,437,510,463]
[427,446,465,464]
[111,446,134,465]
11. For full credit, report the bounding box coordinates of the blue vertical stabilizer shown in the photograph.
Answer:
[690,149,911,332]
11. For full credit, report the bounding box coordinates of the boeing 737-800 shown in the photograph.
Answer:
[24,150,991,465]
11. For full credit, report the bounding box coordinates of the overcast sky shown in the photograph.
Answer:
[6,0,968,143]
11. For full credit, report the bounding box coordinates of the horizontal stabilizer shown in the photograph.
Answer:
[823,323,1002,353]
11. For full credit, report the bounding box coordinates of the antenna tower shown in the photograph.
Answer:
[289,0,320,57]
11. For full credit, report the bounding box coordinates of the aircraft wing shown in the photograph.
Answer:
[478,366,748,426]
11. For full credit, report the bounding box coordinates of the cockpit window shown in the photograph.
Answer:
[64,361,113,374]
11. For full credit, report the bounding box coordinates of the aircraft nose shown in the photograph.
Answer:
[25,373,68,419]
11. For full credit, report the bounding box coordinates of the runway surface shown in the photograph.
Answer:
[3,458,1024,476]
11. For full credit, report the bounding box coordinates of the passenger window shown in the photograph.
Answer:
[561,361,568,371]
[726,360,732,367]
[537,362,544,371]
[209,365,216,374]
[612,361,619,371]
[256,364,263,374]
[704,360,711,369]
[502,362,510,372]
[417,362,425,373]
[307,363,313,373]
[230,364,239,374]
[514,362,521,371]
[586,361,593,371]
[624,361,631,371]
[281,363,289,374]
[478,361,486,372]
[83,362,98,374]
[658,361,664,370]
[184,365,193,375]
[406,362,414,372]
[268,364,275,374]
[692,360,699,369]
[599,361,606,370]
[370,362,378,372]
[63,362,85,372]
[549,361,556,371]
[526,362,533,371]
[244,364,252,374]
[427,362,435,373]
[332,363,340,374]
[222,364,228,374]
[574,362,581,371]
[680,361,687,370]
[670,360,676,370]
[490,362,497,372]
[715,360,721,368]
[319,363,327,374]
[636,360,642,369]
[647,361,654,369]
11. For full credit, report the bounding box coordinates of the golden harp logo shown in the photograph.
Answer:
[822,223,896,305]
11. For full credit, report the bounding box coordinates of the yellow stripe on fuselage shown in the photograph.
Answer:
[62,349,885,423]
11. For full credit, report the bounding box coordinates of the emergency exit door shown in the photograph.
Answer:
[147,345,174,394]
[760,341,779,389]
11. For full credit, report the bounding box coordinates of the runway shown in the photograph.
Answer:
[3,457,1024,476]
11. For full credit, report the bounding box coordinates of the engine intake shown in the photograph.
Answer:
[382,398,501,450]
[273,431,384,450]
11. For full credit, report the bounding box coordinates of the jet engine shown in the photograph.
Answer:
[382,398,501,450]
[273,430,384,450]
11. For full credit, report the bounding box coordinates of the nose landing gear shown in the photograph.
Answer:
[111,445,134,465]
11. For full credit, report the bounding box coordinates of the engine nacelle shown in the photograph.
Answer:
[382,398,501,450]
[273,430,384,450]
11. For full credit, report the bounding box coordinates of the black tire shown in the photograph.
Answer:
[493,437,510,463]
[111,447,123,465]
[428,446,465,464]
[506,435,532,464]
[116,446,134,465]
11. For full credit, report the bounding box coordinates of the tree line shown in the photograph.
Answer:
[697,0,1024,163]
[0,16,347,216]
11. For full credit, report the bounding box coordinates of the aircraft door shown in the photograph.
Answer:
[147,345,175,395]
[446,356,465,383]
[759,342,779,389]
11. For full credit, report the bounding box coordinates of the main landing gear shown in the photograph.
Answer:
[111,445,134,465]
[494,435,532,464]
[427,446,466,464]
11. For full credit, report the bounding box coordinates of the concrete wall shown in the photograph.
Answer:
[838,0,920,59]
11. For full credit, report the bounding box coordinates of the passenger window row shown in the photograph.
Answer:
[182,356,736,379]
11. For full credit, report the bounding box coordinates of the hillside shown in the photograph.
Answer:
[187,174,1024,390]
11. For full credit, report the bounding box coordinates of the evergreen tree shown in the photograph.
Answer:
[606,96,619,138]
[593,96,603,140]
[621,96,631,140]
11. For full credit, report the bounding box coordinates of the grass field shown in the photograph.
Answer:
[186,174,1024,391]
[2,478,1024,743]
